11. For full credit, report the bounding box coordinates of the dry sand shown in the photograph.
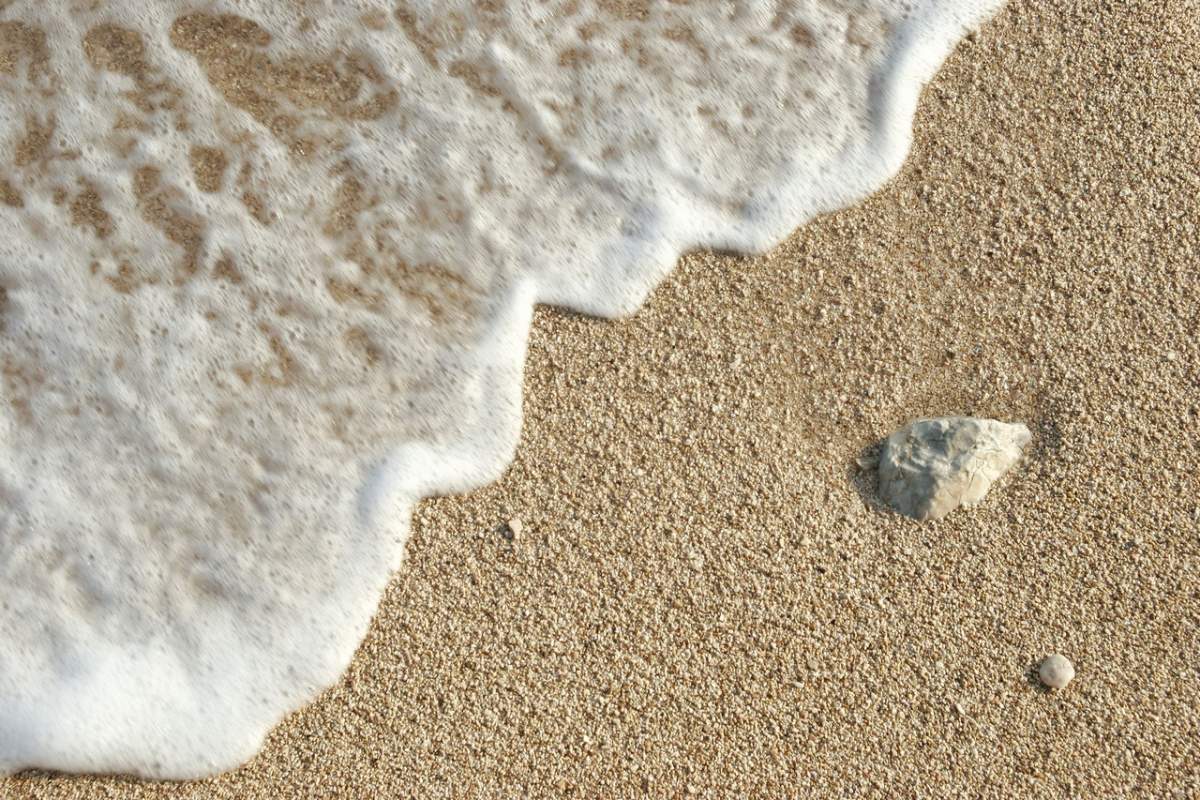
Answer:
[4,0,1198,796]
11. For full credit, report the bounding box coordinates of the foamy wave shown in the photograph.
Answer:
[0,0,1001,777]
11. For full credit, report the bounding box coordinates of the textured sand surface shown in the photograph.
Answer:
[4,0,1198,796]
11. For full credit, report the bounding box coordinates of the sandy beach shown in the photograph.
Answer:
[3,0,1198,796]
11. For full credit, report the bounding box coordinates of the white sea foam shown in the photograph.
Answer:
[0,0,1002,777]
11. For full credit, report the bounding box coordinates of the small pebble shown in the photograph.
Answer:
[1038,654,1075,689]
[506,518,523,539]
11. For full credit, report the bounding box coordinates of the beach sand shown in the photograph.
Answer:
[4,0,1198,796]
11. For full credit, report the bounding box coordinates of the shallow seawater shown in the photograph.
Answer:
[0,0,1001,778]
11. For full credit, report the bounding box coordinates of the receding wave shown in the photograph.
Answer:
[0,0,1001,777]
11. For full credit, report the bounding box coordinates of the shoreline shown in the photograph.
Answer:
[5,0,1199,796]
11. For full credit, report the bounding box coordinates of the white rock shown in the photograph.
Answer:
[1038,653,1076,689]
[877,416,1031,521]
[506,518,523,539]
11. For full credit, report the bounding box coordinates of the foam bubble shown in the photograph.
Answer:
[0,0,1002,777]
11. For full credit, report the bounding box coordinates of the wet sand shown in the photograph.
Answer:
[4,0,1199,796]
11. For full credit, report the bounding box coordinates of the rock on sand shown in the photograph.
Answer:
[1038,654,1076,690]
[878,417,1031,521]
